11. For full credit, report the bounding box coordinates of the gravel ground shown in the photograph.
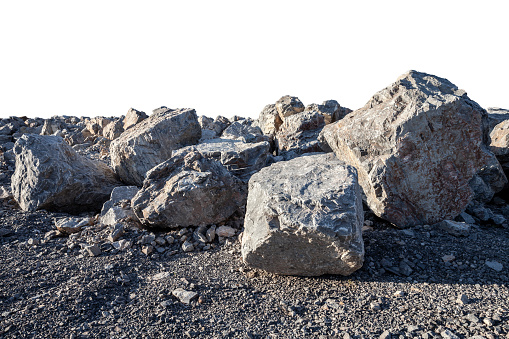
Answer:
[0,205,508,339]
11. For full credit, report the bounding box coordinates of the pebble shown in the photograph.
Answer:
[85,244,101,257]
[206,225,216,242]
[379,330,391,339]
[393,291,405,298]
[441,329,460,339]
[27,238,40,245]
[466,314,479,323]
[485,260,503,272]
[108,224,124,242]
[141,245,153,255]
[182,241,194,252]
[216,225,236,238]
[172,288,198,304]
[140,234,155,245]
[370,302,381,311]
[456,294,469,305]
[442,254,456,263]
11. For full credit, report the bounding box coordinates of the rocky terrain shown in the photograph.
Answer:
[0,70,508,338]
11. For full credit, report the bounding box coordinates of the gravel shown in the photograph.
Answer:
[0,206,508,338]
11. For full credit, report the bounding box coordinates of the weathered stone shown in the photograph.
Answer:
[110,107,201,186]
[257,104,283,138]
[216,225,236,238]
[12,135,121,213]
[276,95,305,120]
[321,70,497,228]
[206,225,216,243]
[275,110,326,157]
[172,138,270,182]
[85,244,101,257]
[435,220,471,237]
[100,206,133,226]
[304,100,351,124]
[100,186,139,216]
[487,107,509,132]
[86,117,111,136]
[241,153,364,276]
[107,224,124,242]
[198,115,230,140]
[131,151,247,229]
[221,119,269,144]
[172,288,198,304]
[103,119,124,140]
[123,108,148,130]
[55,217,91,234]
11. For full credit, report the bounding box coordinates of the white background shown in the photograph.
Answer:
[1,0,507,119]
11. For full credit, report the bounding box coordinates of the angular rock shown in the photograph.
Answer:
[123,108,148,130]
[469,154,507,204]
[221,119,269,144]
[257,104,283,138]
[12,135,121,213]
[131,151,247,229]
[487,107,509,132]
[110,107,201,186]
[55,217,91,234]
[86,117,111,136]
[198,115,230,140]
[321,70,497,228]
[108,224,125,242]
[241,153,364,276]
[304,100,351,125]
[100,186,139,216]
[435,220,472,237]
[276,95,305,120]
[216,225,236,238]
[275,110,326,157]
[172,288,198,304]
[85,244,101,257]
[172,138,270,182]
[103,119,124,140]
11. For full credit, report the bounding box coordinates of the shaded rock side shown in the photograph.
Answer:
[11,134,121,213]
[172,138,270,182]
[241,153,364,276]
[110,108,201,186]
[131,151,247,229]
[320,70,496,228]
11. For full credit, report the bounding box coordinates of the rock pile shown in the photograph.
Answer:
[1,70,508,278]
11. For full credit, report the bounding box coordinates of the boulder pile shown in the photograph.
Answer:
[2,70,508,277]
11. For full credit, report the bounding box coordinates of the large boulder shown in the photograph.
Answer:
[275,110,327,158]
[221,119,269,144]
[131,151,247,229]
[275,95,305,120]
[11,134,121,213]
[241,153,364,276]
[320,70,499,228]
[172,138,270,182]
[110,108,201,186]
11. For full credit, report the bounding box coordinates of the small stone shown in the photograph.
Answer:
[456,294,469,305]
[182,241,194,252]
[177,228,188,237]
[483,317,494,326]
[216,225,236,238]
[393,291,405,298]
[27,238,40,246]
[160,300,172,307]
[370,302,381,311]
[491,214,506,225]
[154,237,166,246]
[485,260,503,272]
[111,239,131,251]
[441,329,460,339]
[142,245,153,255]
[55,217,91,234]
[151,272,171,281]
[194,232,208,243]
[442,254,456,263]
[85,244,101,257]
[407,325,419,333]
[172,288,198,304]
[379,330,391,339]
[435,220,471,237]
[206,225,216,242]
[466,314,479,323]
[108,224,124,242]
[141,234,155,245]
[165,235,175,244]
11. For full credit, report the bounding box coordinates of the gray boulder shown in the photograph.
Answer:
[241,153,364,276]
[110,107,201,186]
[172,138,270,182]
[321,70,498,228]
[221,119,269,144]
[131,151,247,229]
[257,104,283,139]
[11,134,121,213]
[275,110,327,158]
[123,108,148,130]
[103,119,124,140]
[304,100,352,124]
[275,95,305,120]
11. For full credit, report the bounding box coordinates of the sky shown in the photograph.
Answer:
[1,0,508,120]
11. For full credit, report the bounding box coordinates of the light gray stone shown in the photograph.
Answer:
[276,95,305,120]
[100,186,139,216]
[320,70,498,228]
[435,220,472,237]
[110,107,201,186]
[55,217,91,234]
[241,153,364,276]
[485,260,503,272]
[123,108,148,130]
[103,119,124,140]
[172,288,198,304]
[172,138,270,182]
[257,104,283,138]
[12,135,121,213]
[221,119,269,144]
[131,151,247,229]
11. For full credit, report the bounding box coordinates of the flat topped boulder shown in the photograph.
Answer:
[11,134,121,213]
[241,153,364,276]
[110,107,201,186]
[321,70,498,228]
[172,138,270,182]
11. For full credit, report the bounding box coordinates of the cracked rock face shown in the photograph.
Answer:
[110,108,201,186]
[321,70,499,228]
[131,151,247,229]
[11,134,121,213]
[241,153,364,276]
